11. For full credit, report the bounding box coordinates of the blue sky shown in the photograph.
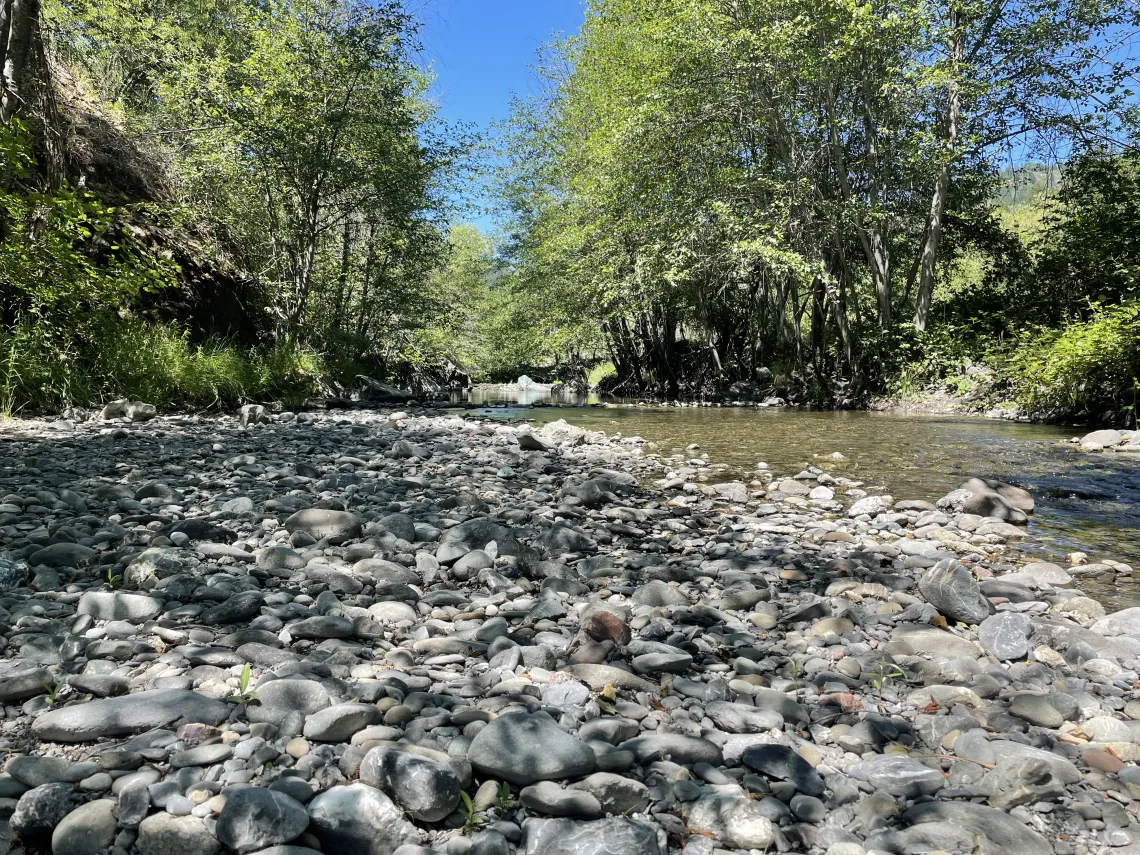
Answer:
[420,0,585,131]
[418,0,586,227]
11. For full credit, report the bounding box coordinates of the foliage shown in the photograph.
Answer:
[1032,150,1140,321]
[457,791,483,833]
[0,121,178,324]
[1007,303,1140,425]
[498,0,1137,402]
[0,316,351,414]
[587,361,616,389]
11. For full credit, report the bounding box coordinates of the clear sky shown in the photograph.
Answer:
[418,0,586,227]
[420,0,585,131]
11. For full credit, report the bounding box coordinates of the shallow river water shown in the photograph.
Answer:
[463,394,1140,604]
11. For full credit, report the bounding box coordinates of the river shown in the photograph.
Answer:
[461,389,1140,605]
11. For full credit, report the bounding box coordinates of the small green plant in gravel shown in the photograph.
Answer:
[458,791,484,832]
[226,664,259,712]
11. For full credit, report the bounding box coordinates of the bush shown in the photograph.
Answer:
[1006,302,1140,425]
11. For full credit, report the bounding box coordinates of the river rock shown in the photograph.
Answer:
[1091,606,1140,637]
[201,590,264,625]
[51,799,117,855]
[359,743,463,821]
[10,783,74,836]
[468,711,596,785]
[620,734,723,766]
[741,744,824,795]
[891,623,984,659]
[902,801,1050,855]
[978,611,1033,660]
[1081,429,1123,449]
[918,559,991,624]
[137,813,220,855]
[686,793,777,849]
[705,701,783,733]
[522,817,665,855]
[849,755,946,797]
[0,659,51,701]
[306,783,418,855]
[76,590,163,621]
[32,689,230,741]
[849,496,891,517]
[28,542,98,568]
[215,787,310,851]
[248,678,331,725]
[284,509,362,543]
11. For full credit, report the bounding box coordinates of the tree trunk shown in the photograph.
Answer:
[913,17,964,332]
[0,2,12,88]
[1,0,39,123]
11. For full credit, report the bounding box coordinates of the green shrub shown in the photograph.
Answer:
[0,316,352,415]
[1007,302,1140,424]
[586,361,616,389]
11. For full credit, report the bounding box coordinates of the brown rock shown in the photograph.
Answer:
[582,611,632,646]
[1082,748,1125,773]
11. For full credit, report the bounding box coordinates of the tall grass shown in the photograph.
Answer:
[0,317,357,416]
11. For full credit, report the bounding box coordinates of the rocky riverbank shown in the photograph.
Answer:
[0,408,1139,855]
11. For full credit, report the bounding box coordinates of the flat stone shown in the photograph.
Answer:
[521,817,665,855]
[849,755,946,797]
[32,690,230,742]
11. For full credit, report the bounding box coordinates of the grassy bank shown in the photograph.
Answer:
[0,319,361,417]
